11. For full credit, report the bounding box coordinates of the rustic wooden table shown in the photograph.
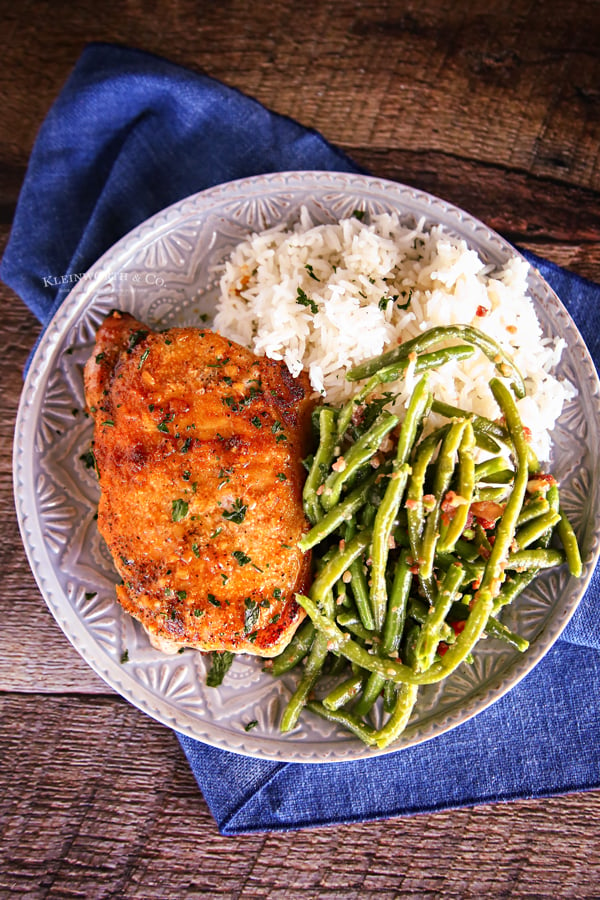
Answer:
[2,1,600,897]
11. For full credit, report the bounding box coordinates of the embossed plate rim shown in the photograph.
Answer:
[13,171,600,762]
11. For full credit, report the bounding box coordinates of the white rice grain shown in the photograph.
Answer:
[213,209,575,461]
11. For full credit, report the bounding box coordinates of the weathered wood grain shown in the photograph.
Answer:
[1,694,600,900]
[2,0,600,895]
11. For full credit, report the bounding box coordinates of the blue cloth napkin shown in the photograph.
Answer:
[3,43,599,835]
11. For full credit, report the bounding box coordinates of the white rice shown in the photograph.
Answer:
[213,209,575,461]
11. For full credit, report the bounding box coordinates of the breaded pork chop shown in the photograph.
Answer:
[84,311,315,656]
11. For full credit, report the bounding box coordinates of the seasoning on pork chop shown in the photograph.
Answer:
[84,310,315,656]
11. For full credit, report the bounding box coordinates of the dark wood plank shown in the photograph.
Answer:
[1,694,600,899]
[2,0,600,895]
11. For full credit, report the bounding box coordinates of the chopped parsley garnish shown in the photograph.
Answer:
[244,720,258,732]
[397,289,413,310]
[222,498,248,524]
[193,608,204,617]
[158,412,175,433]
[207,355,231,368]
[271,420,284,434]
[207,593,221,607]
[233,550,251,566]
[305,264,320,281]
[218,467,233,487]
[352,209,365,220]
[181,437,193,453]
[206,651,235,687]
[101,420,115,427]
[95,352,105,363]
[251,416,262,428]
[296,286,318,314]
[175,590,187,601]
[120,649,129,664]
[84,591,97,601]
[192,543,201,558]
[171,498,189,522]
[244,598,260,633]
[273,587,282,599]
[80,448,96,470]
[276,472,287,481]
[209,526,223,539]
[138,348,150,369]
[128,330,148,351]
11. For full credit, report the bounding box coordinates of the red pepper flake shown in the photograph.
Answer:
[476,305,488,317]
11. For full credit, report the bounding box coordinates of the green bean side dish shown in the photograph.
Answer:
[265,324,583,750]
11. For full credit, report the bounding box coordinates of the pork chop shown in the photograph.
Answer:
[84,310,315,656]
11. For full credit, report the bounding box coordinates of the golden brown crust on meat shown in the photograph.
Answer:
[84,310,315,656]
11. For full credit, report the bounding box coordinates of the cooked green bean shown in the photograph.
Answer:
[473,430,503,455]
[556,507,583,577]
[306,700,378,746]
[280,631,329,732]
[343,520,376,631]
[335,353,437,440]
[474,485,511,503]
[516,495,549,526]
[347,324,526,398]
[370,463,410,630]
[348,556,375,631]
[419,420,467,579]
[478,378,531,599]
[492,571,536,614]
[474,456,513,482]
[395,374,433,465]
[311,529,373,608]
[484,616,529,652]
[323,671,365,710]
[504,548,565,570]
[515,510,561,549]
[413,561,465,673]
[282,351,581,749]
[372,683,419,749]
[407,596,453,643]
[321,411,399,511]
[353,672,387,718]
[383,680,398,713]
[296,590,494,686]
[270,619,315,676]
[437,421,475,554]
[382,549,412,655]
[431,398,509,443]
[298,470,380,552]
[336,615,378,645]
[303,406,337,524]
[405,427,448,561]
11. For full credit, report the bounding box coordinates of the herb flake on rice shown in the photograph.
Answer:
[213,208,575,461]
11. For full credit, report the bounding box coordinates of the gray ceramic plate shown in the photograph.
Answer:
[13,172,600,762]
